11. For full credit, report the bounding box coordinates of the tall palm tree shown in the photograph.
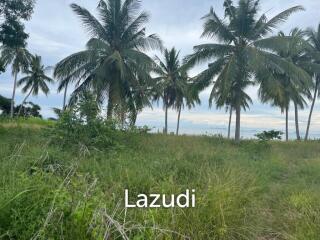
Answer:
[281,29,314,141]
[259,29,316,141]
[1,46,31,117]
[54,0,162,120]
[185,0,309,142]
[227,106,232,139]
[57,77,70,111]
[153,48,182,134]
[259,73,293,141]
[305,24,320,140]
[208,66,252,139]
[174,71,201,135]
[17,55,53,116]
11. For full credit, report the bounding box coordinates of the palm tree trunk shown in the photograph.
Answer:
[285,107,289,142]
[176,105,182,136]
[228,107,232,139]
[18,88,33,116]
[62,84,68,110]
[10,72,18,118]
[235,105,241,143]
[305,80,318,141]
[130,111,137,127]
[164,104,168,134]
[294,102,301,140]
[107,93,113,120]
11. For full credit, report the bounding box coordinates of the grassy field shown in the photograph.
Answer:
[0,120,320,239]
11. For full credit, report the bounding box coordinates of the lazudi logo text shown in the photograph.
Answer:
[125,189,196,208]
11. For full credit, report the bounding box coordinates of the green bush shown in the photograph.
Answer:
[50,110,121,150]
[255,130,284,141]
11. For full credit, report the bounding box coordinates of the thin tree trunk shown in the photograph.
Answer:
[235,104,241,143]
[10,72,18,118]
[130,111,137,127]
[285,107,289,142]
[294,102,301,140]
[228,107,232,139]
[62,84,68,110]
[305,80,318,141]
[18,88,33,116]
[176,105,181,136]
[107,91,113,120]
[164,104,168,134]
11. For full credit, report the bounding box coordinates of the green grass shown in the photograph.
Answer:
[0,122,320,239]
[0,117,55,129]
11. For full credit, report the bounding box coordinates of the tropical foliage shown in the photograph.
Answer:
[1,0,320,141]
[17,55,53,115]
[185,0,313,142]
[54,0,162,126]
[258,29,317,140]
[1,46,31,117]
[305,24,320,140]
[0,0,35,47]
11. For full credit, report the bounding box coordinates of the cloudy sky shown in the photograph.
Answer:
[1,0,320,138]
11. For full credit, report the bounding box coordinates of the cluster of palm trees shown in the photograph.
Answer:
[2,0,320,142]
[1,46,53,117]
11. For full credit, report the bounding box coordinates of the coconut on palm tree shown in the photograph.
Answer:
[54,0,162,121]
[1,46,31,117]
[185,0,310,142]
[17,55,53,116]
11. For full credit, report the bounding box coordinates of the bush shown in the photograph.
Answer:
[51,110,120,150]
[255,130,283,141]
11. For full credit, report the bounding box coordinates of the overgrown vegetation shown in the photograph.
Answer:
[0,121,320,239]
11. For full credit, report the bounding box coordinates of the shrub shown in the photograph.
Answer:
[255,130,283,141]
[51,110,120,150]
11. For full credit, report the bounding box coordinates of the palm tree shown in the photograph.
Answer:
[174,71,201,135]
[208,67,252,139]
[259,29,316,141]
[54,0,162,120]
[185,0,309,142]
[17,55,53,116]
[153,48,182,134]
[259,72,292,141]
[57,77,70,111]
[305,24,320,140]
[227,106,232,139]
[1,46,31,117]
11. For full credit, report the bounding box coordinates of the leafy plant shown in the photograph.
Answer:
[15,101,42,118]
[50,92,120,150]
[255,130,284,141]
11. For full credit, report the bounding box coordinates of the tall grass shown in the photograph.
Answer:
[0,123,320,239]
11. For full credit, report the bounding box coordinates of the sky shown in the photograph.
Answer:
[1,0,320,139]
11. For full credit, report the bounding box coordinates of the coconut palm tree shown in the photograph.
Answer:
[174,71,201,135]
[57,77,70,111]
[259,29,317,141]
[1,46,31,117]
[17,55,53,116]
[185,0,310,142]
[54,0,162,120]
[259,72,293,141]
[153,48,182,134]
[305,24,320,140]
